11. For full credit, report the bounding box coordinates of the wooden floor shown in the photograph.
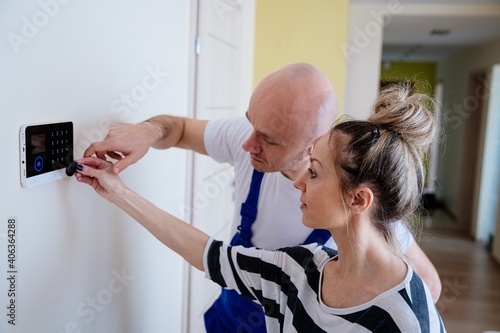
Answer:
[418,210,500,333]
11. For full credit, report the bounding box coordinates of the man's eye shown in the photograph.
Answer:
[263,137,277,146]
[308,168,317,178]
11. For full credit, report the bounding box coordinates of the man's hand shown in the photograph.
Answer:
[84,122,160,174]
[84,116,209,174]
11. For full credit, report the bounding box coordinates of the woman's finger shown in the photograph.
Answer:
[75,173,93,186]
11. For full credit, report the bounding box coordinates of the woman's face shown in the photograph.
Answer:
[293,133,348,230]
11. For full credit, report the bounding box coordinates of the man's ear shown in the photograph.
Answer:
[349,186,373,214]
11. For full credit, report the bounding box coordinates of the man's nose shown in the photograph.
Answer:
[242,132,262,154]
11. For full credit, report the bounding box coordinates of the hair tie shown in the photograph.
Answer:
[370,125,381,143]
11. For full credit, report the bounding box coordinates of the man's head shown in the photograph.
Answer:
[242,63,338,179]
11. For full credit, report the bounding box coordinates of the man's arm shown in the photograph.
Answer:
[145,116,208,154]
[405,241,442,302]
[84,115,208,174]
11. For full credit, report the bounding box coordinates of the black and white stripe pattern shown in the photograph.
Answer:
[204,239,446,333]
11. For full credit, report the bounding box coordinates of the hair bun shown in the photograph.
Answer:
[368,84,436,149]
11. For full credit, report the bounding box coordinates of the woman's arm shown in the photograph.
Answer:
[75,157,209,271]
[405,241,442,302]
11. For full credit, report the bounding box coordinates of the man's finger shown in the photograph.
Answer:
[95,151,108,160]
[84,141,111,158]
[113,158,131,174]
[75,157,107,168]
[106,151,124,160]
[83,143,98,157]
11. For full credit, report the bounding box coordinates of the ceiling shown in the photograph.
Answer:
[351,0,500,62]
[351,0,500,4]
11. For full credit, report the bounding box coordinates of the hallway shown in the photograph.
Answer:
[419,210,500,333]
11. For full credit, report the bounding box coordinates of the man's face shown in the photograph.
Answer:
[241,104,311,175]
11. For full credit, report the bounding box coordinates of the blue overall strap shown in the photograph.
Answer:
[205,169,266,333]
[230,169,265,247]
[301,229,331,245]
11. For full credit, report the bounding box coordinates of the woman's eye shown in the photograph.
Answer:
[308,168,317,178]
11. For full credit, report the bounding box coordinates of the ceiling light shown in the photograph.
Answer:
[430,29,450,36]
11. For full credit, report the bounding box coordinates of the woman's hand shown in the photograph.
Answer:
[74,157,127,202]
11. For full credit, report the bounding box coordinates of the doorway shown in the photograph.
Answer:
[184,1,256,332]
[475,64,500,253]
[457,70,488,233]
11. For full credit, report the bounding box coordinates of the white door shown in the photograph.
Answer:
[478,64,500,246]
[185,1,255,332]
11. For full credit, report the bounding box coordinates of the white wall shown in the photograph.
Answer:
[0,1,190,332]
[344,4,384,119]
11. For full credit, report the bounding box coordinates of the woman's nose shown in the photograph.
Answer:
[293,171,307,191]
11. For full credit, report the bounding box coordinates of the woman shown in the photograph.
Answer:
[75,85,446,332]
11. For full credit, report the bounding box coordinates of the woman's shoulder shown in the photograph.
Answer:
[339,265,445,332]
[280,244,338,260]
[386,268,447,332]
[274,244,338,274]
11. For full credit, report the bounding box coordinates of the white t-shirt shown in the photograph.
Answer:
[204,117,413,251]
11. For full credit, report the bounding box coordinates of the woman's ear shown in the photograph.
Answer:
[349,186,373,214]
[307,143,314,156]
[307,136,322,156]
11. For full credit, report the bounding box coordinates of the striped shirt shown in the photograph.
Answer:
[204,239,446,333]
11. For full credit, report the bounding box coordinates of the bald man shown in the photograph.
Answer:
[85,63,441,333]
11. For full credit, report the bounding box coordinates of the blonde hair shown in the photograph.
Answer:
[330,83,436,248]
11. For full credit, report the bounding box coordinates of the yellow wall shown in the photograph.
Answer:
[253,0,350,114]
[380,61,437,95]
